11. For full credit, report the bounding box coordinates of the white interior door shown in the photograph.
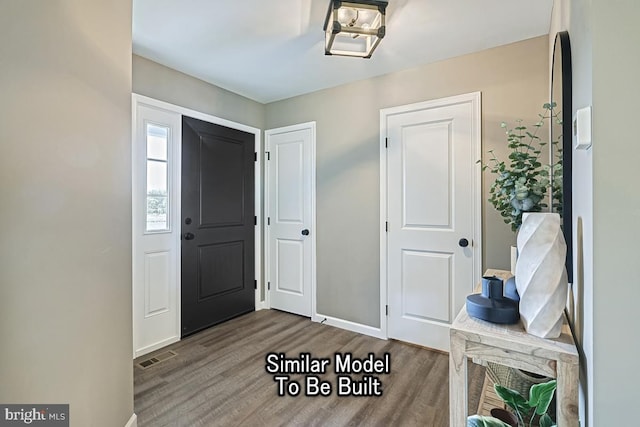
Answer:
[266,122,316,317]
[132,101,181,357]
[383,93,481,352]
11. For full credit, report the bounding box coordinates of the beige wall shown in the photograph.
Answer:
[133,55,265,130]
[0,2,134,426]
[266,37,549,327]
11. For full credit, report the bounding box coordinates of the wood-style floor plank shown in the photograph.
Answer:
[135,310,485,426]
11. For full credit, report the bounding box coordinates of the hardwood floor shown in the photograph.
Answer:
[134,310,485,426]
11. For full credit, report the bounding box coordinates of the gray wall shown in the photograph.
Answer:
[552,0,640,424]
[591,0,640,423]
[550,0,593,423]
[11,2,639,424]
[133,55,265,130]
[266,37,549,327]
[0,1,134,426]
[132,55,267,298]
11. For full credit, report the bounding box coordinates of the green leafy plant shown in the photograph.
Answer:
[479,103,562,232]
[467,379,558,427]
[467,415,512,427]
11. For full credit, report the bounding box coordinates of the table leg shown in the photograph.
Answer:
[449,330,467,427]
[556,360,579,427]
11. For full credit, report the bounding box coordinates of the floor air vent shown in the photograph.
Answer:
[137,350,177,369]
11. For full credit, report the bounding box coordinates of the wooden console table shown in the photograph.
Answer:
[449,269,579,426]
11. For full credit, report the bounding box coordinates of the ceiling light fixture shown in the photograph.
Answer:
[323,0,388,59]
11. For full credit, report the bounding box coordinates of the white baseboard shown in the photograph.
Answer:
[255,301,269,311]
[125,413,137,427]
[313,313,386,340]
[134,336,180,359]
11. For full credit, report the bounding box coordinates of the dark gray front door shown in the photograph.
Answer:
[181,116,255,337]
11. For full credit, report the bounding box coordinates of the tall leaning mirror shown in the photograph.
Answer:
[551,31,573,282]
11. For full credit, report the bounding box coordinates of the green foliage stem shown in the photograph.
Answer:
[479,103,562,232]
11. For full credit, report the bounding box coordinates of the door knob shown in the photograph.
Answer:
[184,232,195,241]
[301,229,310,236]
[458,238,469,248]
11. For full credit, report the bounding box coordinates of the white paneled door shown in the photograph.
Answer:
[383,93,481,352]
[266,123,316,317]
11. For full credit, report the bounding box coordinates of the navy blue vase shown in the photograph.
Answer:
[466,276,520,324]
[504,276,520,301]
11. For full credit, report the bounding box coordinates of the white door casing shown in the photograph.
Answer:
[381,92,482,352]
[265,122,316,317]
[132,94,263,358]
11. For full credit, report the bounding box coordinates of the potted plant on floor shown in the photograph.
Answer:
[467,379,557,427]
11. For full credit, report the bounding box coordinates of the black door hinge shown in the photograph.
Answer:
[254,280,257,290]
[266,151,271,160]
[268,282,271,290]
[254,216,257,225]
[385,137,388,148]
[267,217,271,226]
[386,305,389,316]
[254,152,257,161]
[385,221,389,232]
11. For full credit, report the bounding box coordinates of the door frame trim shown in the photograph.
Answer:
[264,122,317,320]
[132,94,265,358]
[379,92,483,339]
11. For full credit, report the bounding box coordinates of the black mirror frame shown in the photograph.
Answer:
[551,31,573,283]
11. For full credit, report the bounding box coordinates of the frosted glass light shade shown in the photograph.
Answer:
[323,0,387,58]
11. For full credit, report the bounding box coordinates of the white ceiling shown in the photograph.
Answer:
[133,0,553,104]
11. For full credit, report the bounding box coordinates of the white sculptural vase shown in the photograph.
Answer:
[515,213,568,338]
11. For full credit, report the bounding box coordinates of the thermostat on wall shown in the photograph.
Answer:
[573,106,592,150]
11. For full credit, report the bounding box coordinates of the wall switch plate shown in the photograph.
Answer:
[574,106,592,150]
